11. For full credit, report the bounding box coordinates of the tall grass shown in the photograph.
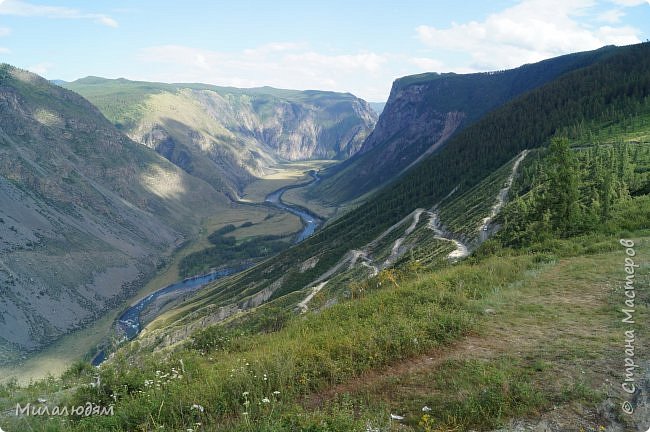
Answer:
[26,256,531,431]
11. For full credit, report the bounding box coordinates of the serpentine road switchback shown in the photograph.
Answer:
[92,171,324,366]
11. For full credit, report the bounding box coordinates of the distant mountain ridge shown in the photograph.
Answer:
[311,45,622,203]
[368,102,386,114]
[64,78,377,197]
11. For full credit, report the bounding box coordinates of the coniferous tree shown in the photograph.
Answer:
[545,137,581,235]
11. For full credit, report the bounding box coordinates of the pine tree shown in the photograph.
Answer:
[546,137,581,235]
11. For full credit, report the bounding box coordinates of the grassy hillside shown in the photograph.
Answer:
[2,181,647,431]
[64,78,377,196]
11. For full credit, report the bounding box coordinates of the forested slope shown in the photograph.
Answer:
[311,45,622,203]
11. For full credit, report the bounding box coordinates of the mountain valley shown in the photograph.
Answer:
[0,67,370,380]
[1,41,649,432]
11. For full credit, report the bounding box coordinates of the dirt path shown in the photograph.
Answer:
[421,151,528,259]
[296,281,328,313]
[304,251,649,431]
[426,210,470,260]
[480,150,529,233]
[384,209,424,266]
[350,250,379,276]
[313,209,427,284]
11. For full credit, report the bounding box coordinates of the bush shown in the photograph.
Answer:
[191,325,239,353]
[61,360,94,380]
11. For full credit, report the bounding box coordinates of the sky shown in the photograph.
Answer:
[1,0,650,101]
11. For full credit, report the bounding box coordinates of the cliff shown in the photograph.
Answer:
[311,45,620,203]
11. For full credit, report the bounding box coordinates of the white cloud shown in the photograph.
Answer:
[284,51,387,73]
[596,8,625,22]
[137,43,393,100]
[609,0,649,6]
[96,16,118,28]
[0,0,118,27]
[242,42,306,56]
[27,61,52,75]
[0,47,10,54]
[416,0,641,70]
[408,57,446,71]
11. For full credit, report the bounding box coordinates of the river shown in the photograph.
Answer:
[264,170,322,242]
[92,171,323,366]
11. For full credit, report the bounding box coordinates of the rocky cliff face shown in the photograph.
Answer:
[65,80,377,196]
[0,65,226,361]
[309,77,471,203]
[241,94,376,161]
[356,82,467,168]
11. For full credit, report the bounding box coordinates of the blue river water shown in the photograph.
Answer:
[115,267,246,340]
[264,171,322,242]
[92,172,323,366]
[93,268,243,366]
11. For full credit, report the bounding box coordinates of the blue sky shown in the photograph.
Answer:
[1,0,649,101]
